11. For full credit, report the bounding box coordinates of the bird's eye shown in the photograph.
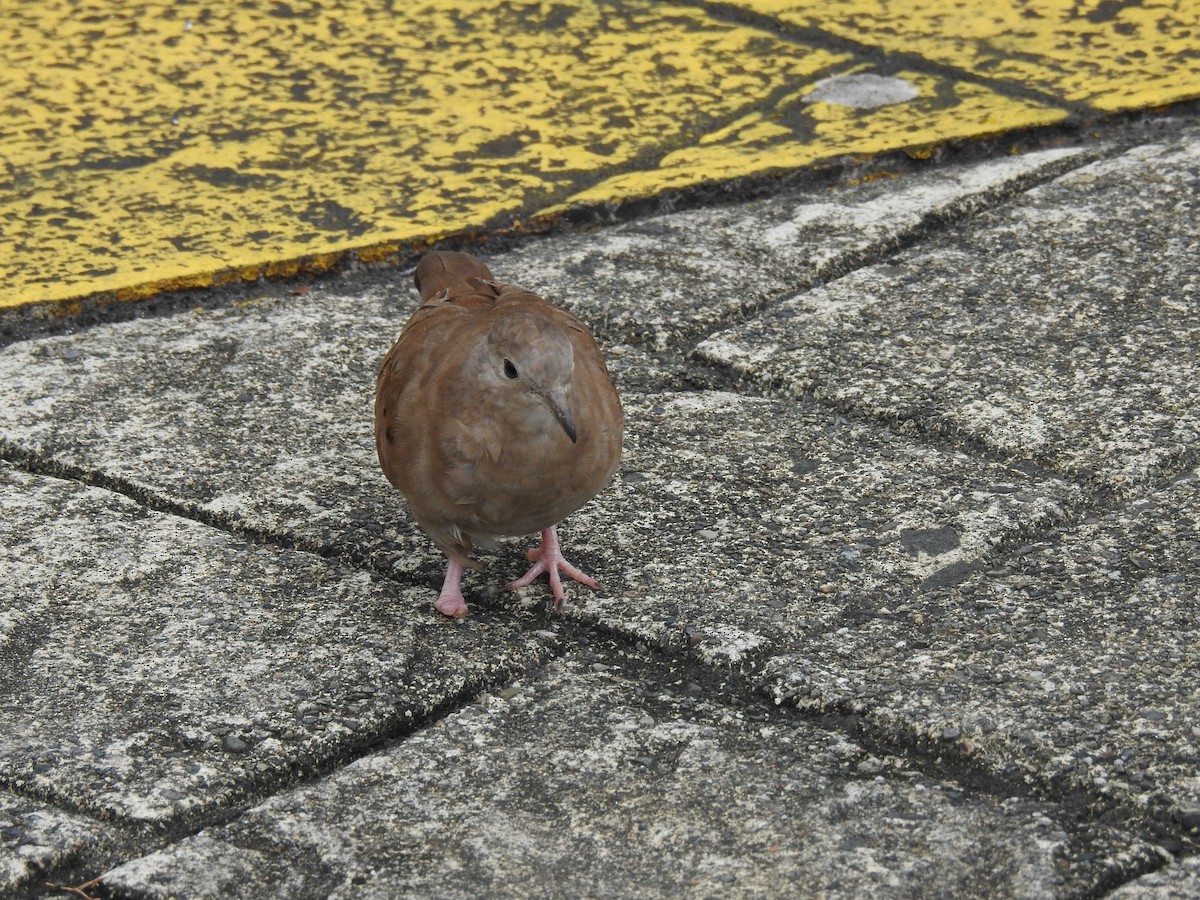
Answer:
[503,359,519,379]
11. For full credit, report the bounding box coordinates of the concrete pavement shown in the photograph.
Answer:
[3,1,1200,897]
[2,111,1198,897]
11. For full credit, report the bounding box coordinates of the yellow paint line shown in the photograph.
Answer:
[543,67,1067,211]
[3,1,1194,313]
[735,0,1200,111]
[0,1,849,310]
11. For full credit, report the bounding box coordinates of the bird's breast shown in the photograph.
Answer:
[442,415,608,539]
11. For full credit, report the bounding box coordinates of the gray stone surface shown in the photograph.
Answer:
[0,464,557,830]
[102,655,1165,899]
[1111,854,1200,898]
[0,792,114,895]
[762,465,1200,819]
[499,146,1089,352]
[696,131,1200,491]
[2,116,1198,895]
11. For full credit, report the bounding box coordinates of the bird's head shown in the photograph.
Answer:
[486,313,577,443]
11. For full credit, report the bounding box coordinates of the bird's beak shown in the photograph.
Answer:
[542,386,578,443]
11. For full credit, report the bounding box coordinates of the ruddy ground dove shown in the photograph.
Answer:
[375,250,624,618]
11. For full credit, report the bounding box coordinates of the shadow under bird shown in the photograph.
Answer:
[375,250,624,617]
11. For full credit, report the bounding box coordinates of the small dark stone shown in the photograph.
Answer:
[921,560,982,591]
[900,525,961,556]
[792,458,820,477]
[223,734,250,753]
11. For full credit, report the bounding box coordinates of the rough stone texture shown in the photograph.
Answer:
[0,464,557,830]
[695,131,1200,491]
[102,655,1165,899]
[0,792,113,895]
[573,390,1081,663]
[499,146,1089,352]
[2,120,1198,895]
[762,465,1200,820]
[1111,854,1200,898]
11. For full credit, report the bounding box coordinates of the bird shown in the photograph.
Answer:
[375,250,623,618]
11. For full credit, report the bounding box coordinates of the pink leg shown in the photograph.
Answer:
[434,557,470,618]
[506,527,601,608]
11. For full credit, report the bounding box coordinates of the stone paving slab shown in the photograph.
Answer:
[0,292,428,573]
[0,464,558,832]
[572,390,1081,664]
[762,465,1200,830]
[0,792,116,896]
[102,654,1166,899]
[1112,853,1200,899]
[696,128,1200,491]
[501,146,1089,351]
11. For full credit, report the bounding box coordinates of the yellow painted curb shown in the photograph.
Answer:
[1,2,847,310]
[2,0,1195,312]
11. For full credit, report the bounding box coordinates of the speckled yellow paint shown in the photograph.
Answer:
[2,0,1195,311]
[0,1,851,309]
[545,67,1066,210]
[736,0,1200,111]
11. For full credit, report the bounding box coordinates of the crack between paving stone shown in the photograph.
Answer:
[5,440,1190,895]
[557,617,1188,895]
[681,354,1200,556]
[3,616,570,898]
[0,438,430,585]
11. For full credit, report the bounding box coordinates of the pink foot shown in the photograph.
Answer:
[506,527,601,608]
[434,558,470,618]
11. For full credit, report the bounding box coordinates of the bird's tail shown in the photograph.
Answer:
[414,251,495,301]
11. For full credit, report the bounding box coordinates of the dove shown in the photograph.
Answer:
[375,250,623,618]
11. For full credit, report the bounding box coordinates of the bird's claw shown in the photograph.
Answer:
[506,527,601,608]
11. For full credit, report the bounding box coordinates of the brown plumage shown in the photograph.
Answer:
[375,250,623,617]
